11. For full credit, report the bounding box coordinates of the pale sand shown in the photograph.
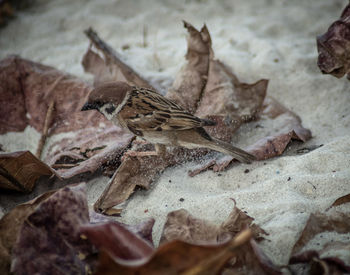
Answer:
[1,0,350,266]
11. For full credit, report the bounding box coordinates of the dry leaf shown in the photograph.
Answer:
[326,193,350,210]
[0,190,56,275]
[93,229,252,275]
[159,205,279,275]
[83,28,155,89]
[11,183,96,275]
[166,21,211,113]
[317,3,350,78]
[290,249,350,275]
[0,151,56,192]
[94,147,206,212]
[292,212,350,255]
[160,200,266,245]
[80,221,154,261]
[0,56,133,180]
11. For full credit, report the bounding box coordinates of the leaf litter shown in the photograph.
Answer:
[4,15,346,275]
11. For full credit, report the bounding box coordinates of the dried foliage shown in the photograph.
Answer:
[0,190,56,274]
[317,3,350,78]
[0,151,55,192]
[11,183,95,275]
[289,211,350,274]
[0,56,133,187]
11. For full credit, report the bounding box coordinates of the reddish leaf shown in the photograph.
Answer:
[160,200,266,245]
[11,183,95,275]
[166,21,211,113]
[0,190,56,274]
[0,151,56,192]
[80,221,154,261]
[290,250,350,275]
[317,3,350,78]
[0,56,133,180]
[83,28,155,89]
[95,229,252,275]
[292,212,350,255]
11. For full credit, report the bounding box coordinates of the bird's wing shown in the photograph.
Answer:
[121,88,215,132]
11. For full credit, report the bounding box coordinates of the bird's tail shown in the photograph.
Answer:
[207,138,256,164]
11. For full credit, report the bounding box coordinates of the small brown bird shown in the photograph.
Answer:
[81,82,255,163]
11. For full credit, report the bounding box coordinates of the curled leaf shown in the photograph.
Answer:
[317,3,350,78]
[292,212,350,255]
[0,151,56,192]
[0,190,56,274]
[11,183,95,275]
[166,21,211,113]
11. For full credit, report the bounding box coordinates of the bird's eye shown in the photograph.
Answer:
[95,101,104,108]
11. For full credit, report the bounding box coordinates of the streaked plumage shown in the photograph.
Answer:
[82,81,255,163]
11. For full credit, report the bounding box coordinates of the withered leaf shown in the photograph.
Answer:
[0,190,56,275]
[160,200,266,245]
[326,193,350,210]
[94,147,206,212]
[166,21,211,113]
[317,3,350,78]
[159,205,279,275]
[291,212,350,255]
[11,183,95,275]
[0,151,56,192]
[93,229,252,275]
[0,56,133,180]
[80,221,154,261]
[83,27,155,89]
[290,250,350,275]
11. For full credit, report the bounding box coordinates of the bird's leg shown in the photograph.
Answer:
[155,144,167,158]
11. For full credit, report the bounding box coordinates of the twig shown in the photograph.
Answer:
[84,27,155,89]
[51,163,79,169]
[36,100,54,159]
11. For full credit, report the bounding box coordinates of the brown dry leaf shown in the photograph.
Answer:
[83,27,155,89]
[166,21,211,113]
[160,200,266,245]
[289,211,350,273]
[0,151,56,192]
[0,190,55,275]
[326,193,350,210]
[290,249,350,275]
[317,3,350,78]
[159,207,279,275]
[80,221,154,262]
[94,229,252,275]
[0,56,133,180]
[192,96,312,174]
[292,212,350,255]
[11,183,96,275]
[94,147,206,212]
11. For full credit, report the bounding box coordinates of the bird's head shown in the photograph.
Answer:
[81,81,132,120]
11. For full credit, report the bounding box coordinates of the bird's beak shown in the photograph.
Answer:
[81,102,96,111]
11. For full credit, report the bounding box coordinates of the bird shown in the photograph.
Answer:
[81,81,255,163]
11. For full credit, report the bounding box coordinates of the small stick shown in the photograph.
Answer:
[84,27,155,90]
[51,163,79,169]
[36,100,55,159]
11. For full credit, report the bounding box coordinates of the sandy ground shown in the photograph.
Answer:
[1,0,350,266]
